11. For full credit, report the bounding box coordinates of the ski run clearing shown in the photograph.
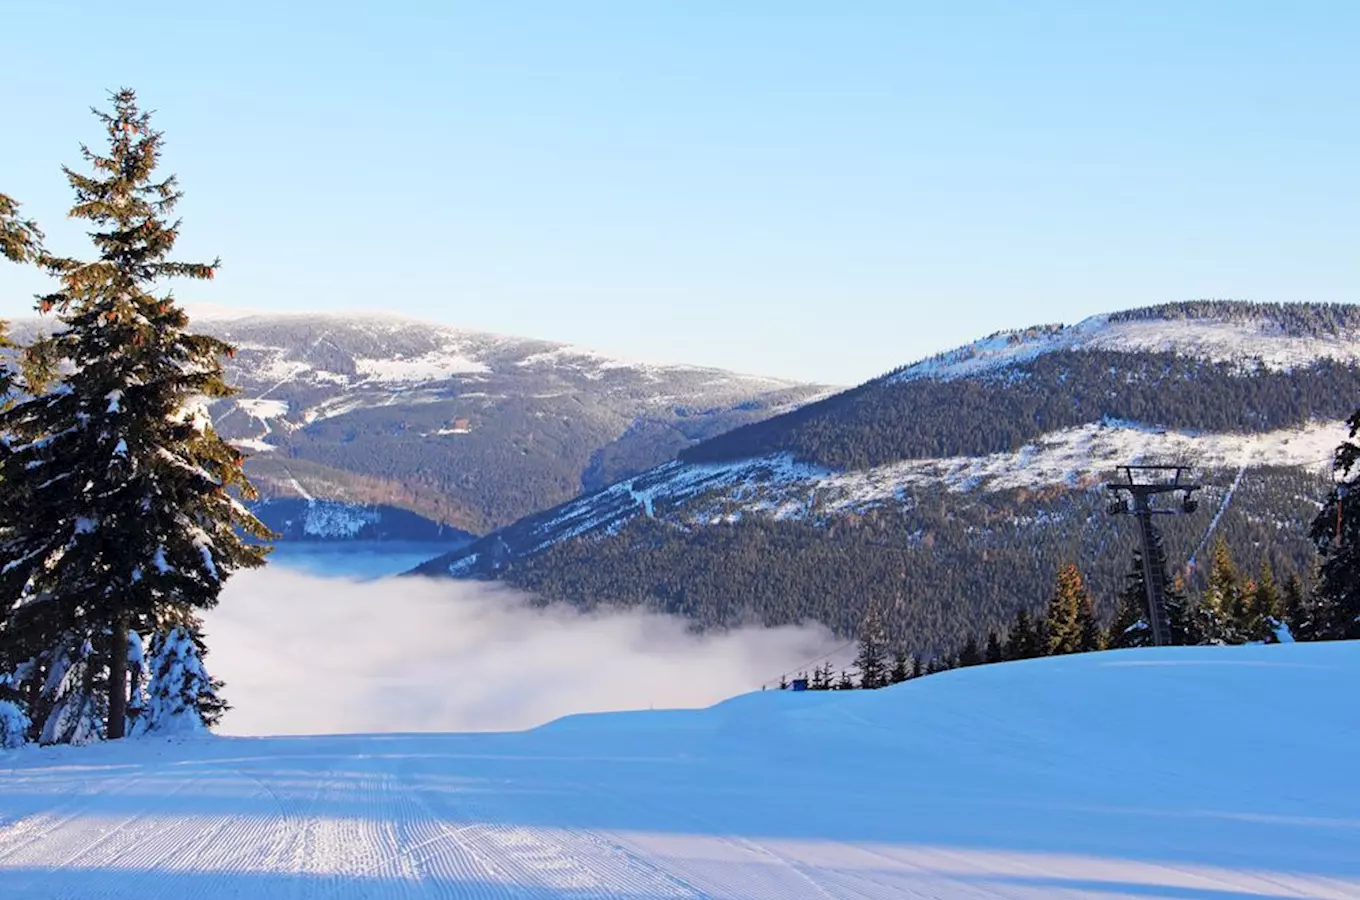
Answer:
[1,642,1357,899]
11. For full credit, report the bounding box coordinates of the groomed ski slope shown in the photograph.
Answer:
[2,642,1357,899]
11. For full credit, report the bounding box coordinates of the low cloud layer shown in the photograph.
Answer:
[202,567,836,736]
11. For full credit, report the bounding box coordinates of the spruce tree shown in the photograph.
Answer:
[0,189,43,432]
[0,189,41,406]
[0,658,33,748]
[854,603,889,689]
[1166,570,1195,645]
[1107,550,1154,649]
[0,697,29,749]
[1310,410,1360,640]
[910,655,924,679]
[0,192,43,265]
[983,630,1004,665]
[957,635,983,667]
[39,636,106,746]
[1077,591,1103,652]
[1281,574,1311,642]
[1005,608,1043,660]
[888,647,909,684]
[1195,538,1240,644]
[0,90,271,742]
[135,620,227,734]
[1246,562,1283,643]
[835,669,856,691]
[1045,564,1091,655]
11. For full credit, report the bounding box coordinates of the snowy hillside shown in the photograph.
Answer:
[411,302,1358,650]
[420,417,1347,578]
[6,310,831,533]
[2,641,1356,899]
[892,303,1360,383]
[250,497,475,543]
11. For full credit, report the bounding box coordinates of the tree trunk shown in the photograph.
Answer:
[25,672,42,743]
[106,616,128,740]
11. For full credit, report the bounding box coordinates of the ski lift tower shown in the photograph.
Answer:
[1105,465,1201,647]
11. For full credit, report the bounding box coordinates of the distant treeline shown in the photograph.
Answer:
[498,466,1327,661]
[1109,300,1360,337]
[679,351,1360,471]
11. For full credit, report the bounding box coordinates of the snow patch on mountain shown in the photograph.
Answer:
[355,350,491,382]
[893,314,1360,382]
[515,345,641,371]
[807,417,1345,508]
[297,502,382,538]
[237,398,289,420]
[501,419,1347,553]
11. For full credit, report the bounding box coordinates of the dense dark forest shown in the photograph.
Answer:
[496,465,1327,660]
[1109,300,1360,335]
[680,352,1360,470]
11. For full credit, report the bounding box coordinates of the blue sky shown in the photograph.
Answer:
[2,1,1356,384]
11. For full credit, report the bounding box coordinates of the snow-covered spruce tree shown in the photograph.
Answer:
[0,696,29,748]
[0,90,270,742]
[135,619,226,735]
[39,636,107,746]
[1309,411,1360,640]
[0,657,35,748]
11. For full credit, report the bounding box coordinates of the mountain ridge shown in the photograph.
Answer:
[6,310,834,534]
[410,301,1356,655]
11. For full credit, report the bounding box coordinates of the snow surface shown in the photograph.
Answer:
[892,314,1360,382]
[355,349,492,382]
[1,642,1356,899]
[298,501,382,538]
[236,398,290,421]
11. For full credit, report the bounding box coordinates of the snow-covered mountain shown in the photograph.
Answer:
[891,302,1360,382]
[2,641,1356,899]
[8,310,832,534]
[412,302,1359,652]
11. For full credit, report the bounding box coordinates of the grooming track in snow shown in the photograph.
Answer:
[2,642,1357,898]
